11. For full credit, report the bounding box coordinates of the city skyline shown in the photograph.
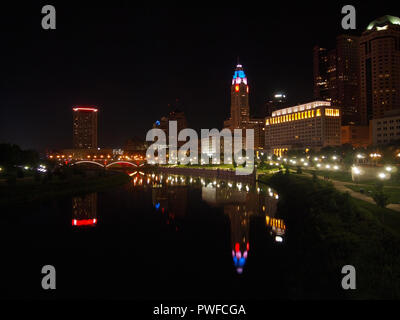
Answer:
[2,3,400,304]
[1,3,399,152]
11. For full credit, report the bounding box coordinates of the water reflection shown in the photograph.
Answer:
[152,183,188,230]
[127,172,285,275]
[202,181,280,274]
[72,193,98,227]
[266,216,286,243]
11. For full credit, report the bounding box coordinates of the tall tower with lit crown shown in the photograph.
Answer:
[230,63,250,129]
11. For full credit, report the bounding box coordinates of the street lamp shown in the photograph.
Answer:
[352,166,361,184]
[378,172,387,180]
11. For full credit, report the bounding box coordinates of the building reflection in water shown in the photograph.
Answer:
[130,172,286,275]
[141,174,189,230]
[72,193,98,227]
[266,216,286,243]
[152,186,188,229]
[202,181,282,274]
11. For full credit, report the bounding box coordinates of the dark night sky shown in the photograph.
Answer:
[0,1,398,151]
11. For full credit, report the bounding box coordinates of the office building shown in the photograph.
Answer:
[73,106,98,149]
[314,35,360,125]
[265,101,341,156]
[359,15,400,124]
[371,109,400,146]
[341,125,370,148]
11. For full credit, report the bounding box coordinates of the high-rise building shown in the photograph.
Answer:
[359,15,400,124]
[226,63,250,129]
[224,63,265,149]
[265,93,288,117]
[313,46,336,101]
[314,35,360,125]
[73,106,98,149]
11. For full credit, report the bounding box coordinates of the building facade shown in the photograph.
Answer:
[265,101,341,155]
[341,125,370,148]
[313,46,337,102]
[246,118,265,150]
[371,110,400,146]
[73,107,98,149]
[313,35,360,125]
[359,15,400,124]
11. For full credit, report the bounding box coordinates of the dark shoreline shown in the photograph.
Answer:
[0,172,131,207]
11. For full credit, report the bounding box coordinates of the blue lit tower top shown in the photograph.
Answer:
[232,64,248,85]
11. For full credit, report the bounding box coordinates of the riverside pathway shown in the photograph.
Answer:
[301,173,400,212]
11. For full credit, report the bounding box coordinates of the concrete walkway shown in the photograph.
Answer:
[302,173,400,212]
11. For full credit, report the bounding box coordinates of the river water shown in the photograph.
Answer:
[1,171,294,300]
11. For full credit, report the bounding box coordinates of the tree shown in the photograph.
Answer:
[372,182,390,208]
[0,143,39,169]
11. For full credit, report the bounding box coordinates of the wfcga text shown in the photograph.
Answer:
[198,305,246,316]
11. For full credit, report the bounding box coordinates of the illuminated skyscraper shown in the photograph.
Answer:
[314,35,360,125]
[226,63,250,129]
[223,63,265,149]
[73,106,98,149]
[359,15,400,124]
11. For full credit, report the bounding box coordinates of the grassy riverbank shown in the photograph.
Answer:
[345,184,400,205]
[303,169,353,183]
[258,172,400,299]
[0,171,131,206]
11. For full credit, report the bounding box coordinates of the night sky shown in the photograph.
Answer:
[0,1,397,151]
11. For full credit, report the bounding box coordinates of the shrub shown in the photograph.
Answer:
[372,182,389,208]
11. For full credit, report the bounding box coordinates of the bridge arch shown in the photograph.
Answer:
[105,161,138,168]
[72,161,105,168]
